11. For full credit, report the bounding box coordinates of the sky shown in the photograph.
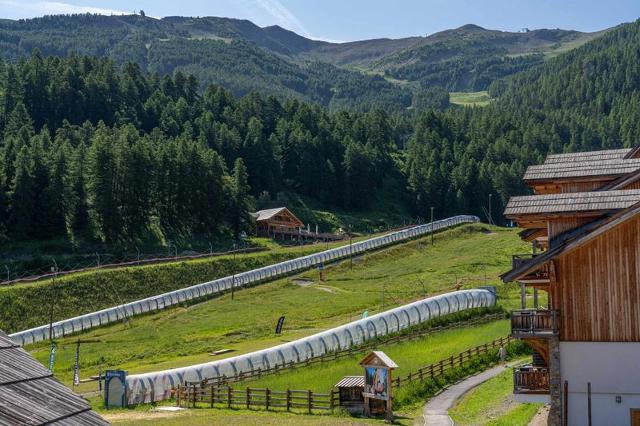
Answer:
[1,0,639,42]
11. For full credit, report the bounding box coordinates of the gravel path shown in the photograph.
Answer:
[421,364,511,426]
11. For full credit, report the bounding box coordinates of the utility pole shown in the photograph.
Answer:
[349,225,353,271]
[48,260,58,342]
[430,207,435,246]
[488,193,493,225]
[231,243,237,300]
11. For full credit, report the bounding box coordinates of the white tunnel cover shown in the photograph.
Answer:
[10,216,479,346]
[126,288,495,404]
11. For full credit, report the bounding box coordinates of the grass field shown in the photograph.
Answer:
[449,368,541,426]
[237,320,509,391]
[27,224,527,393]
[450,91,493,107]
[104,407,379,425]
[0,232,388,333]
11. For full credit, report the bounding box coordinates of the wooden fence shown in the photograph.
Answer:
[176,385,339,413]
[186,312,505,389]
[391,335,513,387]
[175,333,514,414]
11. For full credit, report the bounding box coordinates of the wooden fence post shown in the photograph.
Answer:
[286,389,291,411]
[266,388,270,410]
[227,386,232,408]
[192,383,197,408]
[176,385,181,407]
[308,390,312,414]
[210,385,214,408]
[246,387,250,409]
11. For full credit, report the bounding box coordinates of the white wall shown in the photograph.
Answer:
[561,342,640,426]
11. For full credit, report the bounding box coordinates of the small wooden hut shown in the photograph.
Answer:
[334,376,365,413]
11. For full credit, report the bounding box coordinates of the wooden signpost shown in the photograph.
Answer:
[360,351,398,421]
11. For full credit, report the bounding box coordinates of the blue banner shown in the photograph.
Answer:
[48,343,56,371]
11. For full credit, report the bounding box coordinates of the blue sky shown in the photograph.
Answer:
[1,0,639,42]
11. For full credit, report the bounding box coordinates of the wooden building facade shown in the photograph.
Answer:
[502,148,640,426]
[253,207,304,239]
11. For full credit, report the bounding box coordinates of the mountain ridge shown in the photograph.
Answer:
[0,14,612,105]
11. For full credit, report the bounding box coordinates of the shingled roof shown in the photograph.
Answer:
[523,158,640,182]
[543,148,631,164]
[0,330,108,425]
[504,189,640,217]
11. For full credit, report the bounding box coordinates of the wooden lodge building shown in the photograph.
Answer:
[0,329,108,425]
[501,147,640,426]
[252,207,343,242]
[253,207,305,239]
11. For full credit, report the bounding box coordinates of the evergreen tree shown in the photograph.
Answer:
[9,146,34,238]
[227,158,251,239]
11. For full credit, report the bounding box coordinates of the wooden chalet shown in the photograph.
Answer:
[253,207,304,239]
[502,147,640,426]
[252,207,344,242]
[0,330,108,425]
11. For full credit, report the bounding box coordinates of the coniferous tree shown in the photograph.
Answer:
[9,146,34,238]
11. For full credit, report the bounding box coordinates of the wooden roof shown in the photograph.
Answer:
[335,376,365,388]
[0,331,107,425]
[504,189,640,217]
[502,201,640,282]
[523,158,640,183]
[359,351,398,369]
[253,207,303,224]
[543,148,631,164]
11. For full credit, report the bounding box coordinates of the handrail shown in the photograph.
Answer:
[511,309,559,335]
[513,365,550,394]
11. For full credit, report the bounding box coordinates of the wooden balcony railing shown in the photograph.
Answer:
[511,254,550,282]
[513,365,550,394]
[511,309,559,337]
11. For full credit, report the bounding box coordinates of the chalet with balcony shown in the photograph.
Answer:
[253,207,305,239]
[502,148,640,426]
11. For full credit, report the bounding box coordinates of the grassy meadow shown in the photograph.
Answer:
[449,368,542,425]
[449,91,493,107]
[27,224,527,393]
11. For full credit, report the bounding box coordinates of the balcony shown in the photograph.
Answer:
[513,365,550,395]
[511,254,549,284]
[510,309,558,338]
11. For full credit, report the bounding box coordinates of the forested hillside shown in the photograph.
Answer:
[1,18,639,250]
[0,54,407,245]
[405,19,640,214]
[369,25,604,91]
[0,14,606,107]
[0,14,411,111]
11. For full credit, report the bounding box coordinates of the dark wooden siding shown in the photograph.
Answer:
[553,214,640,341]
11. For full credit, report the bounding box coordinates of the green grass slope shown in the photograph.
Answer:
[449,368,541,426]
[26,224,527,392]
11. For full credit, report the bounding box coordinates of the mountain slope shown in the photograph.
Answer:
[0,14,610,108]
[368,25,607,91]
[0,14,410,111]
